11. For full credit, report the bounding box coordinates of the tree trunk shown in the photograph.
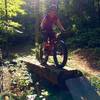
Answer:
[34,0,40,45]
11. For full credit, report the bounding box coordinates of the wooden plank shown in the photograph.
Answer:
[65,76,100,100]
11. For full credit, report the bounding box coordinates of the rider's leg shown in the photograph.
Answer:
[49,31,56,47]
[41,31,48,65]
[42,31,48,49]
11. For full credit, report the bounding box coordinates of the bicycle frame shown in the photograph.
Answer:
[44,39,55,55]
[44,33,64,55]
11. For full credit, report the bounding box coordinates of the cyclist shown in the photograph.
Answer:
[40,4,66,43]
[40,5,66,65]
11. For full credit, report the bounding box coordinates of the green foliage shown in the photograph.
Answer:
[0,0,25,17]
[0,0,26,51]
[66,28,100,48]
[90,76,100,92]
[58,0,100,31]
[0,0,100,55]
[0,0,25,33]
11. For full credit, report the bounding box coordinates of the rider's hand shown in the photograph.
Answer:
[61,30,66,34]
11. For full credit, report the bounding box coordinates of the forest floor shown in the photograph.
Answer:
[9,43,100,77]
[0,43,100,99]
[67,48,100,76]
[10,43,100,89]
[11,43,100,74]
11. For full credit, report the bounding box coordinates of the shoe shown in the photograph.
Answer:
[41,62,47,66]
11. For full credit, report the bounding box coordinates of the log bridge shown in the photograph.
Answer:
[26,62,82,85]
[25,61,100,100]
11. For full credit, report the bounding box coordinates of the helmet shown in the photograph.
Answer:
[48,4,57,12]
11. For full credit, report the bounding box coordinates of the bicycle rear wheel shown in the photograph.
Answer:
[53,40,68,68]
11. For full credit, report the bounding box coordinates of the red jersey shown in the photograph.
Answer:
[42,14,58,31]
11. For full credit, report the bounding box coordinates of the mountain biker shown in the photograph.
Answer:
[40,4,66,43]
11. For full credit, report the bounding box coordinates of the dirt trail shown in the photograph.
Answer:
[69,55,99,74]
[15,53,100,77]
[68,49,100,76]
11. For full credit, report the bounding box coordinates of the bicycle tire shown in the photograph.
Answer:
[39,44,48,65]
[53,40,68,68]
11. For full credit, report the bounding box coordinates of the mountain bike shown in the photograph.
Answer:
[38,31,68,68]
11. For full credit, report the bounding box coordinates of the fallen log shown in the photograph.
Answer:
[25,62,82,86]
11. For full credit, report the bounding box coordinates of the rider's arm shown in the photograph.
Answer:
[57,19,65,31]
[40,17,46,29]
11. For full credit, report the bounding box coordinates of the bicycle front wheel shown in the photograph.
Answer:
[39,44,48,65]
[53,40,68,68]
